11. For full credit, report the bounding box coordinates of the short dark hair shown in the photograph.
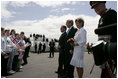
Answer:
[67,19,73,25]
[1,27,4,31]
[15,33,19,37]
[10,29,15,35]
[20,32,24,34]
[5,29,10,33]
[62,25,67,30]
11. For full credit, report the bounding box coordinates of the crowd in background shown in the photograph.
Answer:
[1,27,31,78]
[1,18,89,78]
[30,33,57,58]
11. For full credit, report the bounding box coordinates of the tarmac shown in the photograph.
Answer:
[7,52,101,78]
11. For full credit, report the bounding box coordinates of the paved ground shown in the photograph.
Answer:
[7,52,101,78]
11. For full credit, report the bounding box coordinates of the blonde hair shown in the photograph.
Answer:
[75,18,84,27]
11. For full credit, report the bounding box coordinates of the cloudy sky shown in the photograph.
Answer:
[1,1,117,43]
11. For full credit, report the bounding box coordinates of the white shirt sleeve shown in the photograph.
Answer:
[6,37,17,52]
[77,28,87,47]
[1,36,7,53]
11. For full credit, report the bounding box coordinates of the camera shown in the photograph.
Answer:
[91,23,117,66]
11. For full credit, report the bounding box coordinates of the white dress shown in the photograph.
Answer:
[70,27,87,68]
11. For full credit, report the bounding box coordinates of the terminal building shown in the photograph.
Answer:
[29,35,59,53]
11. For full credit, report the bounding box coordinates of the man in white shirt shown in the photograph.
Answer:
[1,27,9,77]
[5,30,16,74]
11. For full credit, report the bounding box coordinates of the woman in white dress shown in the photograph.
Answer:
[70,18,87,78]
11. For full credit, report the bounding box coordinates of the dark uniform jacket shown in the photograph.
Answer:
[98,9,117,42]
[98,9,117,78]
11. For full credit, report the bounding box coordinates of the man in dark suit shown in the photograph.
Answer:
[42,43,46,53]
[49,39,55,58]
[56,25,67,77]
[38,42,42,54]
[34,43,37,53]
[22,38,31,66]
[64,19,77,78]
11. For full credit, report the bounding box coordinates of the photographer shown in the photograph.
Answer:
[90,1,117,78]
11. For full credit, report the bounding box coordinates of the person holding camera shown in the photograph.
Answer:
[90,1,117,78]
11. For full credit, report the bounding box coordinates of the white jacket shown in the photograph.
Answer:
[1,36,7,53]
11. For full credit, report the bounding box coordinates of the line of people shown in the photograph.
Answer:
[34,42,46,54]
[34,39,56,58]
[1,27,31,78]
[56,18,87,78]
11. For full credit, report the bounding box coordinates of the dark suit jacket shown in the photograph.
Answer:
[66,26,77,54]
[38,43,42,50]
[49,41,55,48]
[59,32,67,49]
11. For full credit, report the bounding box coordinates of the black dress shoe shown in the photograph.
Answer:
[58,74,61,78]
[22,63,27,66]
[59,74,68,78]
[58,73,65,78]
[55,71,58,74]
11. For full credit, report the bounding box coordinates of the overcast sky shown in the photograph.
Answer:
[1,1,117,43]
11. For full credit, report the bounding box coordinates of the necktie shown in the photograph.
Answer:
[67,29,70,35]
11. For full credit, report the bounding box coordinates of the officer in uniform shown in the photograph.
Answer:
[90,1,117,78]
